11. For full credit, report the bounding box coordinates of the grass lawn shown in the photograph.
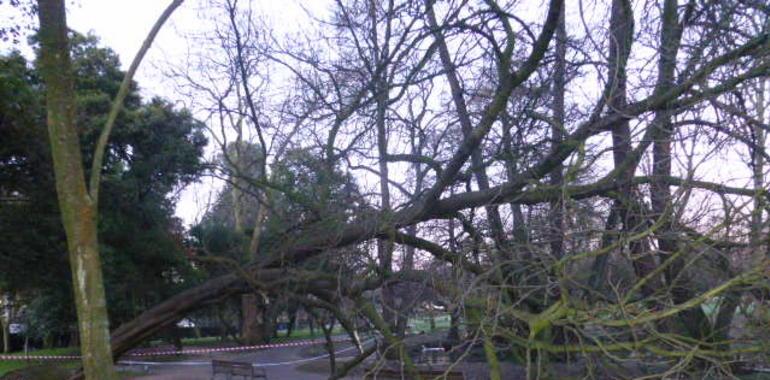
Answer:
[173,326,347,348]
[0,347,79,377]
[172,315,450,349]
[409,314,451,333]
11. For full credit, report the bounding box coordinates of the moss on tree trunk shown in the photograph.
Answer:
[36,1,118,378]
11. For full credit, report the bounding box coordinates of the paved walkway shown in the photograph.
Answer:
[120,341,360,380]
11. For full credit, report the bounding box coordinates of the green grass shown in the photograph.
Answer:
[171,326,347,348]
[409,314,451,333]
[0,360,29,377]
[279,326,346,340]
[0,347,79,377]
[173,315,450,349]
[175,335,219,347]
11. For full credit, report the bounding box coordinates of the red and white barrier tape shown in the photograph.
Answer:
[0,354,81,361]
[126,337,350,357]
[0,337,351,361]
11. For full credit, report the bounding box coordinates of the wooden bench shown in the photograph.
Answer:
[211,359,267,379]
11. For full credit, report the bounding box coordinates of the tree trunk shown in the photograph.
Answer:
[501,120,530,252]
[591,0,660,297]
[233,162,269,345]
[549,1,566,259]
[395,229,413,337]
[286,306,297,337]
[240,294,264,345]
[753,76,766,254]
[369,0,397,333]
[0,293,8,354]
[589,207,620,292]
[36,1,118,378]
[224,6,268,345]
[1,317,9,353]
[318,314,337,374]
[396,129,425,337]
[651,0,710,340]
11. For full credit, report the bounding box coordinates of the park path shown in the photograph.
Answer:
[120,341,359,380]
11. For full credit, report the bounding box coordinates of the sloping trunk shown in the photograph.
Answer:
[36,1,117,378]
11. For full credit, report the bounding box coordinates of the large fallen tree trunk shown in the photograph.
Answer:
[110,273,244,357]
[107,172,766,360]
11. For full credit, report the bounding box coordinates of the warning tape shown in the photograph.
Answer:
[119,339,372,368]
[0,354,81,361]
[125,337,351,357]
[0,337,353,361]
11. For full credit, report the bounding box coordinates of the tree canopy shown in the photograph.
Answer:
[0,33,206,342]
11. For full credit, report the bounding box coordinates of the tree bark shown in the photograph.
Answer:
[240,206,266,345]
[591,0,660,297]
[1,315,9,353]
[240,295,265,345]
[312,312,336,375]
[549,2,566,259]
[286,303,298,337]
[369,0,397,333]
[36,1,117,378]
[650,0,710,340]
[501,119,529,250]
[752,76,766,252]
[589,207,620,292]
[396,128,425,337]
[229,144,267,345]
[1,294,9,354]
